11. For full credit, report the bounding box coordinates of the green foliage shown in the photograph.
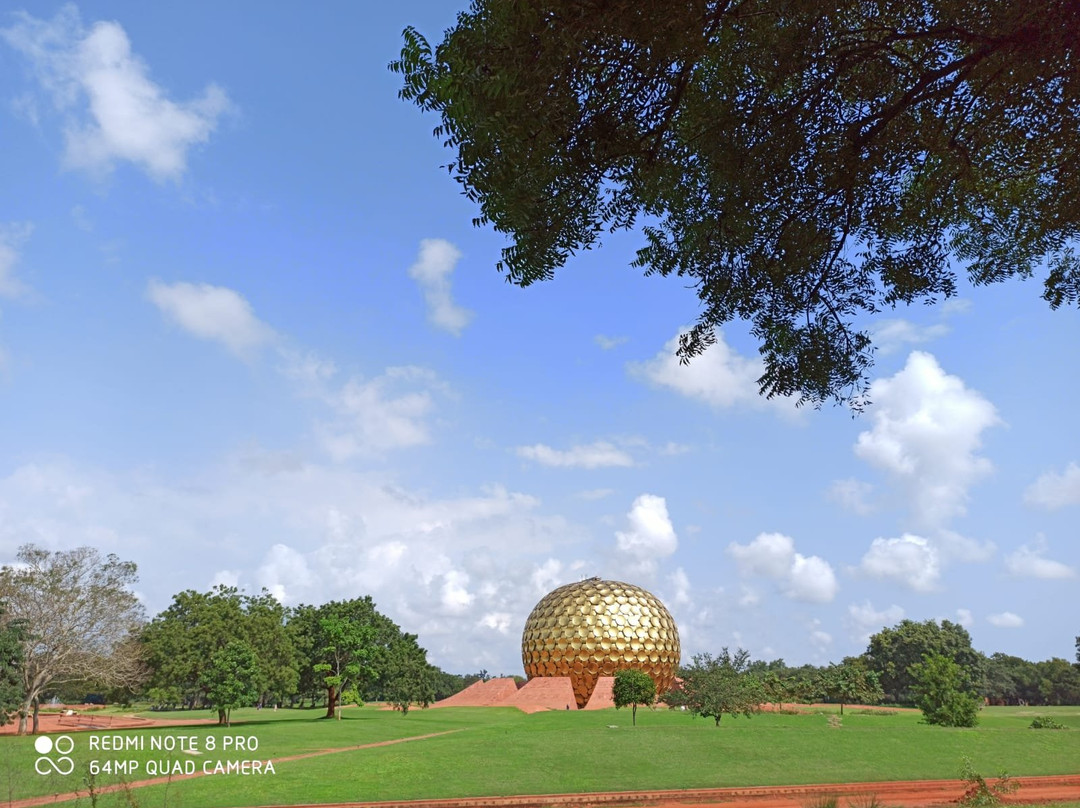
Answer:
[141,586,298,711]
[612,668,656,726]
[864,619,983,703]
[667,648,765,726]
[1029,715,1067,729]
[0,602,26,725]
[392,1,1080,408]
[957,755,1019,806]
[909,654,980,727]
[199,641,260,726]
[817,657,884,715]
[382,643,437,715]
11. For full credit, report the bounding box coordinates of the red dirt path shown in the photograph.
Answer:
[0,708,217,736]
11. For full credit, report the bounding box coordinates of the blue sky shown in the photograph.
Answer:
[0,2,1077,677]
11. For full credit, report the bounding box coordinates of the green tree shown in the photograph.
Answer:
[1035,658,1080,706]
[200,641,260,726]
[142,587,298,712]
[818,657,883,715]
[392,1,1079,408]
[0,603,26,726]
[0,545,146,734]
[381,642,437,716]
[612,668,656,726]
[667,648,764,726]
[864,619,984,704]
[909,653,980,727]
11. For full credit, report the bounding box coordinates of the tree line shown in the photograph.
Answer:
[665,619,1080,729]
[0,545,468,734]
[2,545,1078,734]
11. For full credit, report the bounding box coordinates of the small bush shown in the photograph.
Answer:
[1029,715,1067,729]
[957,756,1019,807]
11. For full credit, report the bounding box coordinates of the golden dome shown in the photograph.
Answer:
[521,577,681,708]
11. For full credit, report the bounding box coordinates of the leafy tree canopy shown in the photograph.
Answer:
[818,656,884,715]
[200,641,261,726]
[612,667,656,725]
[0,602,26,726]
[863,618,983,703]
[393,0,1080,407]
[0,545,146,735]
[909,653,980,727]
[667,648,765,725]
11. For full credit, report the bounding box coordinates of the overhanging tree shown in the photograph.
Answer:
[392,1,1080,407]
[0,545,146,734]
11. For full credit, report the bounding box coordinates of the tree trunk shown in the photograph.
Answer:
[218,708,227,725]
[632,704,637,725]
[325,685,337,719]
[840,702,845,716]
[32,700,40,734]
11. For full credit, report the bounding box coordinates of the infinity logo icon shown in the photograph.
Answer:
[34,735,75,776]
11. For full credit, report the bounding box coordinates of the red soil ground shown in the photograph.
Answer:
[0,705,217,736]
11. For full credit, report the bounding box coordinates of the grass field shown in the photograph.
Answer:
[1,705,1079,807]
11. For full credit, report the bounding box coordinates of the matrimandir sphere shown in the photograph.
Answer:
[521,577,681,708]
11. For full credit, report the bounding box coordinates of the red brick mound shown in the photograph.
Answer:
[583,676,614,710]
[502,677,577,713]
[432,677,521,708]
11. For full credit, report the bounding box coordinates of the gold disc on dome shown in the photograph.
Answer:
[520,578,681,708]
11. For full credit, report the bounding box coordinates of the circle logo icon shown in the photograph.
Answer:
[35,734,74,776]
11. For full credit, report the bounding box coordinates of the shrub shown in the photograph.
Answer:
[957,756,1019,807]
[1029,715,1067,729]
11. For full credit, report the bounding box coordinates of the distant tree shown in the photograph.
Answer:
[818,657,883,715]
[0,603,26,725]
[200,641,260,726]
[1035,658,1080,706]
[667,648,764,726]
[613,668,656,726]
[392,1,1080,408]
[1075,636,1079,665]
[311,610,377,719]
[0,545,146,734]
[983,653,1040,705]
[142,587,298,711]
[382,643,437,716]
[909,653,980,727]
[864,619,984,703]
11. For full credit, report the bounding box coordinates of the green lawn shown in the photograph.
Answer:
[1,705,1078,807]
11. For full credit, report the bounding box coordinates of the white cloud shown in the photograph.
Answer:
[955,608,974,628]
[855,351,1000,529]
[846,601,905,643]
[517,441,634,469]
[255,544,314,604]
[1024,462,1080,510]
[1004,537,1076,580]
[0,222,33,298]
[147,280,275,359]
[2,5,229,181]
[827,478,874,515]
[314,366,445,459]
[786,554,839,603]
[613,494,678,574]
[728,532,795,578]
[987,612,1024,628]
[629,329,795,412]
[595,334,628,350]
[935,529,995,563]
[858,534,940,592]
[668,567,692,607]
[872,319,950,355]
[727,533,837,603]
[407,239,473,336]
